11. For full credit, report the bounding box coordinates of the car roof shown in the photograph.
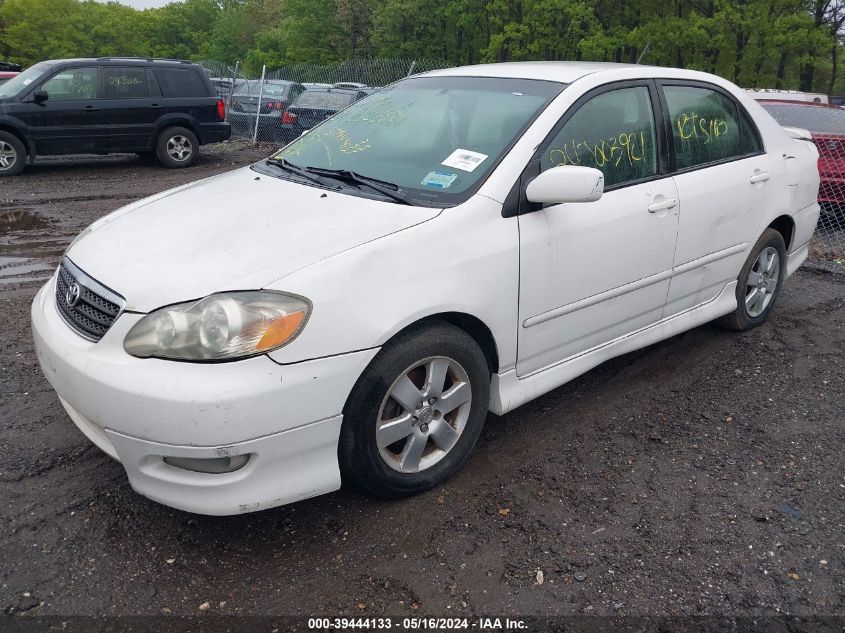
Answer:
[757,99,840,109]
[423,61,647,83]
[40,57,202,69]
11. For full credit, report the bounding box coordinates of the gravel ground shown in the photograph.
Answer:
[1,144,844,627]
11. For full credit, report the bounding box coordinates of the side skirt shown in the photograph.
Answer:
[489,281,738,415]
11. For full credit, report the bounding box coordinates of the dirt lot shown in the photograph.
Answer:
[1,144,844,627]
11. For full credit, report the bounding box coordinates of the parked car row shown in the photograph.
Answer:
[0,57,230,176]
[227,80,375,142]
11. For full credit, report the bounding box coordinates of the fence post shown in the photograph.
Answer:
[253,64,266,145]
[406,60,416,77]
[226,60,239,123]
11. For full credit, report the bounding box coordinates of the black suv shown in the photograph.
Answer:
[0,57,231,176]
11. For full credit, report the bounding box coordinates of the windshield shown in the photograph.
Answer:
[294,91,355,109]
[762,103,845,135]
[264,76,564,205]
[0,62,53,99]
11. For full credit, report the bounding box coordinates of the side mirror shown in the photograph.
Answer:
[33,90,48,104]
[525,166,604,204]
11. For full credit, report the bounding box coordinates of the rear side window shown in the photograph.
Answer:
[663,85,748,170]
[155,68,208,98]
[104,67,149,99]
[541,85,659,188]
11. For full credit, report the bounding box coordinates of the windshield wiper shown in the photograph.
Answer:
[265,157,328,186]
[302,167,412,205]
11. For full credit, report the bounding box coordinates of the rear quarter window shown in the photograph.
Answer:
[155,68,209,98]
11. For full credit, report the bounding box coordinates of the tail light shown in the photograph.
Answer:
[282,111,297,124]
[216,98,225,121]
[265,101,288,111]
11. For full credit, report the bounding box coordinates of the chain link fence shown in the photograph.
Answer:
[198,58,449,145]
[757,101,845,260]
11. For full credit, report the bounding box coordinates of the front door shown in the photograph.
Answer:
[517,83,679,376]
[25,66,104,155]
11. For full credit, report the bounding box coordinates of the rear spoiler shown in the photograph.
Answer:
[782,126,813,141]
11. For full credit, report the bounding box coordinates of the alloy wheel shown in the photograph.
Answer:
[0,141,17,171]
[376,356,472,473]
[166,135,193,162]
[745,246,780,318]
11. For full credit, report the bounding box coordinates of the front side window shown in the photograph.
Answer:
[664,85,746,170]
[542,86,658,188]
[267,76,564,205]
[40,67,97,101]
[104,67,150,99]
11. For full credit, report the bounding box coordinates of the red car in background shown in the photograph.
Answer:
[0,71,19,86]
[759,100,845,224]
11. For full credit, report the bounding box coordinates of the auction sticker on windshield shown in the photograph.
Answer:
[441,149,488,172]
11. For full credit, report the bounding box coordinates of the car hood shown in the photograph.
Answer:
[66,166,442,312]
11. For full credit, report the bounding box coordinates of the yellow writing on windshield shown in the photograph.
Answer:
[549,131,648,169]
[675,112,729,144]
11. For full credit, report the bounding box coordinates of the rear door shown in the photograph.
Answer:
[25,66,105,155]
[153,67,217,123]
[100,66,160,151]
[659,82,775,316]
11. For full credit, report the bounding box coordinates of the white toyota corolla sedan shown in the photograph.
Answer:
[32,62,820,515]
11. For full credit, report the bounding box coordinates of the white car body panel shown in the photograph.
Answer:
[32,62,821,514]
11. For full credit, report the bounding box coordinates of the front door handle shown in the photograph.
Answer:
[151,104,164,109]
[648,198,677,213]
[84,105,99,112]
[750,171,770,184]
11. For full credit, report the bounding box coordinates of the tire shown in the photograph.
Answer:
[717,228,787,331]
[155,126,199,169]
[339,321,491,499]
[0,131,27,177]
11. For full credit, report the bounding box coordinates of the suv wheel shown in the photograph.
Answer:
[339,321,490,499]
[0,131,26,177]
[156,126,199,168]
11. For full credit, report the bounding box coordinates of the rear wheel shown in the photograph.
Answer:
[718,228,786,331]
[339,322,490,499]
[155,126,199,168]
[0,131,26,177]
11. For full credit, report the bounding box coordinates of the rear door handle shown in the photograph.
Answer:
[84,105,99,112]
[648,198,677,213]
[750,171,770,183]
[151,104,164,109]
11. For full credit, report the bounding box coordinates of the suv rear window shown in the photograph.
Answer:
[155,68,208,98]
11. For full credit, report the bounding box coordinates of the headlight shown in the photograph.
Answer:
[124,291,310,361]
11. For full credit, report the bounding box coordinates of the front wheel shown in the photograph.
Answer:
[718,228,787,331]
[0,131,27,177]
[339,321,490,499]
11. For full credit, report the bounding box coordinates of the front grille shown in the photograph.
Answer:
[55,258,125,342]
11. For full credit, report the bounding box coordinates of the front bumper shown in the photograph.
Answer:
[31,274,378,514]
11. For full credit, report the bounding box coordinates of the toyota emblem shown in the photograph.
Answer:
[65,282,81,308]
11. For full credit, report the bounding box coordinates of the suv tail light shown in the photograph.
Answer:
[282,111,297,124]
[216,98,226,121]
